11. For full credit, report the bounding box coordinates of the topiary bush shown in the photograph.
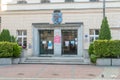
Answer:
[94,40,110,58]
[108,40,120,58]
[88,43,94,56]
[90,54,97,63]
[99,17,111,40]
[0,42,22,58]
[88,43,97,63]
[0,29,11,42]
[0,42,13,58]
[13,43,22,58]
[94,40,120,58]
[0,29,16,42]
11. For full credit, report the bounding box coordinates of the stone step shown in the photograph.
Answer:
[25,60,83,62]
[20,57,90,64]
[22,61,88,64]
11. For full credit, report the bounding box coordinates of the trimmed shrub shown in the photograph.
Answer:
[90,54,97,63]
[94,40,120,58]
[0,42,22,58]
[11,35,16,42]
[94,40,110,58]
[88,43,94,56]
[0,29,16,42]
[0,42,13,58]
[0,29,11,42]
[99,17,111,40]
[13,43,22,58]
[108,40,120,58]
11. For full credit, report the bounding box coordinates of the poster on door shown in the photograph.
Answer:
[54,35,61,43]
[48,41,52,49]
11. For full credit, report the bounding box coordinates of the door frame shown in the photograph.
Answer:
[32,23,83,57]
[61,30,78,55]
[39,30,54,56]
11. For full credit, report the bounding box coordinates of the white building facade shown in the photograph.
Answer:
[1,0,120,59]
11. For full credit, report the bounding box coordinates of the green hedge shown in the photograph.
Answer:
[94,40,120,58]
[88,43,97,63]
[0,42,22,58]
[13,43,22,58]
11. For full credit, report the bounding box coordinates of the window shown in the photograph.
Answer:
[17,0,27,4]
[65,0,74,3]
[17,30,27,49]
[90,0,99,2]
[41,0,50,3]
[89,29,99,43]
[54,10,61,13]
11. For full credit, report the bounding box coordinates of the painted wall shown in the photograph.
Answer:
[1,7,120,57]
[1,0,120,4]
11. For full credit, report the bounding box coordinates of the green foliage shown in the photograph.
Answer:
[0,42,13,58]
[0,29,16,42]
[108,40,120,58]
[0,29,11,42]
[90,54,97,63]
[99,17,111,40]
[94,40,110,58]
[88,43,94,56]
[94,40,120,58]
[88,43,97,63]
[0,42,22,58]
[11,35,16,42]
[13,43,22,58]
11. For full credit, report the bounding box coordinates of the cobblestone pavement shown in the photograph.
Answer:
[0,64,119,80]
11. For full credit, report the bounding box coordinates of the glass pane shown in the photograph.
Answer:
[23,38,27,48]
[95,37,99,40]
[90,29,94,35]
[18,30,22,35]
[62,30,77,55]
[90,37,94,42]
[40,30,54,55]
[95,30,99,35]
[17,38,22,46]
[65,0,74,2]
[23,30,27,35]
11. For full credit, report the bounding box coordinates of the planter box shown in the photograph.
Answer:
[0,58,12,65]
[12,58,20,64]
[19,58,26,63]
[96,58,111,66]
[112,59,120,66]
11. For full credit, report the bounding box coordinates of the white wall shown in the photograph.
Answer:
[1,0,120,4]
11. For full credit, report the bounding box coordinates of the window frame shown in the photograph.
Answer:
[89,29,99,43]
[17,30,27,49]
[41,0,50,3]
[65,0,74,3]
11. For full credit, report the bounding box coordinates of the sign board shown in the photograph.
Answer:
[54,35,61,43]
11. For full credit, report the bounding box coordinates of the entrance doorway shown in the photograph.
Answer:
[62,30,77,55]
[39,30,54,55]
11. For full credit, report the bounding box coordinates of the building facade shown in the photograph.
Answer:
[1,0,120,59]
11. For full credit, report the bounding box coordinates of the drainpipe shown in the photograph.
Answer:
[103,0,106,18]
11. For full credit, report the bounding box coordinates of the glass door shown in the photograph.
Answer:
[39,30,54,55]
[62,30,77,55]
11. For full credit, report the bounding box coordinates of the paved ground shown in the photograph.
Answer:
[0,64,119,80]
